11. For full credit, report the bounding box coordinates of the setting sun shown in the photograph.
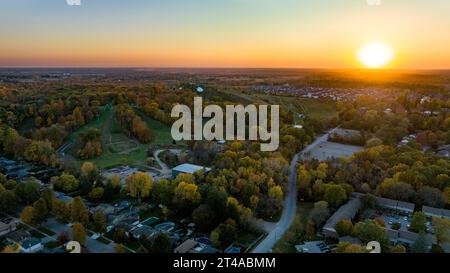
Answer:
[358,42,394,69]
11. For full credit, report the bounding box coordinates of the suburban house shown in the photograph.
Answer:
[174,239,220,254]
[20,238,44,253]
[0,217,19,236]
[130,225,156,239]
[171,163,211,178]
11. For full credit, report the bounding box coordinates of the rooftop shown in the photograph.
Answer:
[172,163,211,175]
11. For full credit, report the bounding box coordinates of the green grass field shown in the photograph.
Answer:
[61,105,174,170]
[214,89,337,120]
[134,109,174,146]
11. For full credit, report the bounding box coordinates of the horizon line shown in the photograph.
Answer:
[1,66,450,71]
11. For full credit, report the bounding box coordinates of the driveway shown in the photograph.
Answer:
[43,218,115,253]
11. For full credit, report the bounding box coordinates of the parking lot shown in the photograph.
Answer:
[382,214,433,233]
[302,141,363,161]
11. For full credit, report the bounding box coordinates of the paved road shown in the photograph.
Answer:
[153,149,184,180]
[153,149,171,175]
[251,127,339,253]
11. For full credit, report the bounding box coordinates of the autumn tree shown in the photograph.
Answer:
[433,217,450,245]
[268,185,284,201]
[93,210,106,233]
[20,206,35,225]
[173,182,201,214]
[335,219,354,236]
[126,172,153,203]
[24,140,55,166]
[72,222,86,246]
[71,196,89,226]
[335,242,367,253]
[115,244,125,253]
[390,245,407,253]
[52,199,71,222]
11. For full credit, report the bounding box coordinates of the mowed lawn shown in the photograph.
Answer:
[134,109,174,146]
[62,106,174,170]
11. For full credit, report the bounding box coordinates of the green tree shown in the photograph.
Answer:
[324,184,347,208]
[71,196,89,226]
[411,233,430,253]
[32,198,48,225]
[309,201,330,228]
[80,162,100,193]
[93,210,106,233]
[54,174,79,193]
[88,187,104,201]
[0,190,18,214]
[192,204,216,231]
[41,188,55,211]
[14,180,40,205]
[210,230,220,248]
[152,233,172,253]
[409,212,427,233]
[209,219,237,248]
[151,179,175,206]
[354,220,388,247]
[104,175,121,202]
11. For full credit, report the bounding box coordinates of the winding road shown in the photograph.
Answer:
[251,127,339,253]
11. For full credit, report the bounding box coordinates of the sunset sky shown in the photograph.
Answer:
[1,0,449,69]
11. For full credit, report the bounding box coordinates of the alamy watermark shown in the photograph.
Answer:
[66,0,81,6]
[367,0,382,6]
[171,97,280,152]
